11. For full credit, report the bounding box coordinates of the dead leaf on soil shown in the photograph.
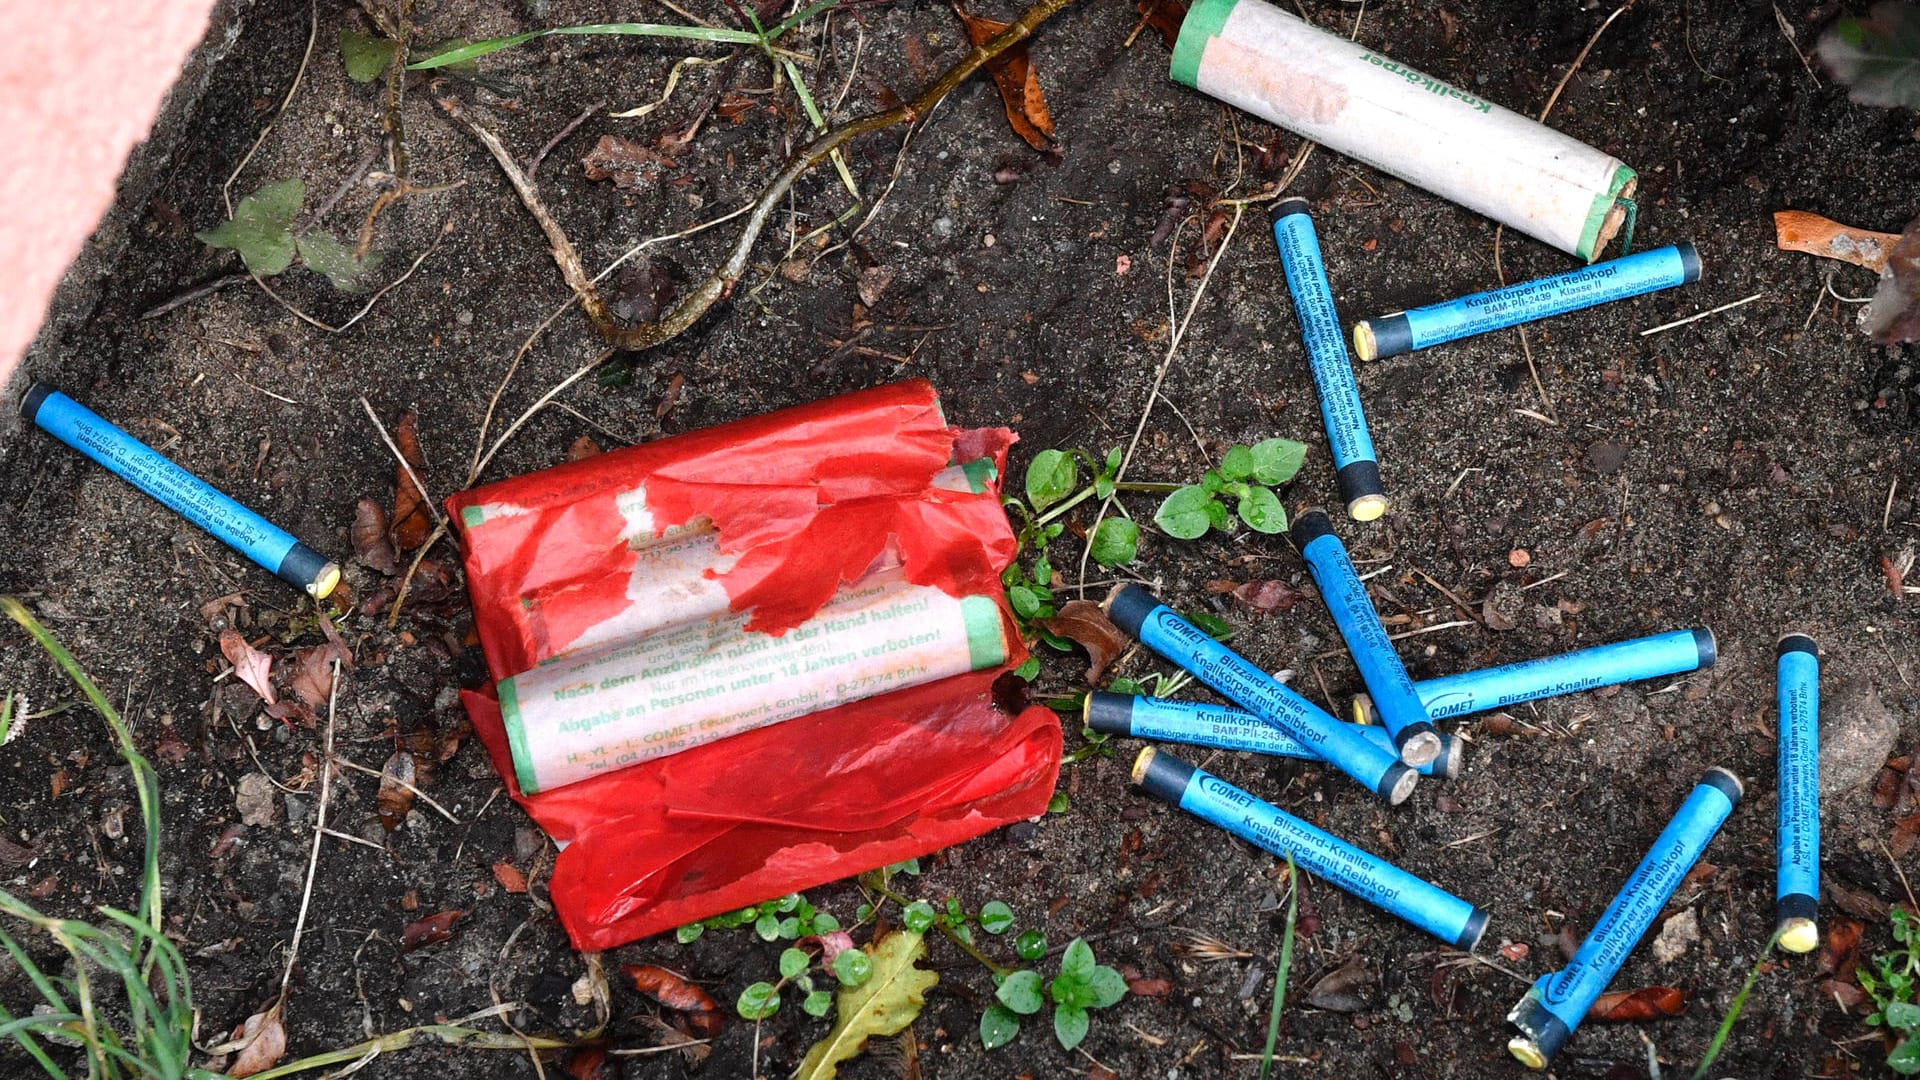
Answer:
[0,833,36,868]
[492,861,529,893]
[1773,210,1903,273]
[1816,3,1920,109]
[1819,918,1866,980]
[199,591,249,627]
[560,1044,619,1080]
[1305,960,1375,1012]
[1036,600,1129,684]
[1589,986,1688,1022]
[221,1003,287,1077]
[623,964,724,1038]
[289,642,348,709]
[376,751,418,832]
[857,265,896,308]
[220,630,276,705]
[1231,579,1304,614]
[581,134,678,190]
[1134,0,1188,48]
[352,498,399,574]
[802,930,858,966]
[401,909,466,951]
[568,436,603,462]
[955,8,1055,152]
[1864,216,1920,345]
[390,410,432,551]
[1827,880,1890,921]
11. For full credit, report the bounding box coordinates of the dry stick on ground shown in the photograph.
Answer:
[438,0,1077,354]
[357,394,445,533]
[223,0,320,216]
[1490,0,1637,423]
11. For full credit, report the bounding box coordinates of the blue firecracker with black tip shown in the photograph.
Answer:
[1132,747,1486,948]
[1506,768,1743,1069]
[1349,628,1716,725]
[19,384,339,598]
[1269,197,1386,521]
[1104,584,1416,804]
[1352,243,1701,361]
[1291,508,1440,766]
[1776,633,1820,954]
[1086,693,1463,778]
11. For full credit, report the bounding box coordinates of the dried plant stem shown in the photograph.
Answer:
[441,0,1077,353]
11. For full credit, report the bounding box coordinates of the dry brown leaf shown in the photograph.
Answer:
[955,8,1055,151]
[289,646,342,709]
[1232,579,1303,614]
[561,1045,619,1080]
[1134,0,1188,48]
[623,964,724,1038]
[1589,986,1688,1022]
[1774,210,1902,273]
[351,498,399,574]
[567,436,603,462]
[1036,600,1129,683]
[401,909,465,951]
[219,630,276,705]
[581,134,678,190]
[223,1004,286,1077]
[376,751,418,833]
[1819,918,1865,979]
[390,411,432,551]
[1305,960,1375,1012]
[492,861,529,893]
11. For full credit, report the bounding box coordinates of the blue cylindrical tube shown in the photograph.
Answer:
[1352,628,1716,726]
[1086,693,1463,779]
[20,384,339,598]
[1133,747,1487,948]
[1506,768,1743,1069]
[1269,198,1386,522]
[1352,244,1702,361]
[1292,509,1439,766]
[1105,585,1416,804]
[1776,633,1820,954]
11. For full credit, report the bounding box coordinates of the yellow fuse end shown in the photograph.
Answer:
[309,562,342,600]
[1352,321,1378,362]
[1350,693,1376,726]
[1347,493,1389,522]
[1506,1037,1548,1070]
[1131,746,1158,786]
[1778,917,1819,954]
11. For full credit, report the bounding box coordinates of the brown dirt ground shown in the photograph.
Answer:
[3,0,1919,1077]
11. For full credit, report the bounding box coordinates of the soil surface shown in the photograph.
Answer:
[2,0,1918,1077]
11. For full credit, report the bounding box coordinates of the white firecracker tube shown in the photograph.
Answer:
[498,573,1009,793]
[1172,0,1637,261]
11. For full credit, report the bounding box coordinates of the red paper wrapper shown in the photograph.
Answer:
[448,380,1060,949]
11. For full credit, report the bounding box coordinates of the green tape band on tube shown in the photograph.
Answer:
[1575,164,1637,262]
[962,595,1010,670]
[498,677,541,795]
[1170,0,1237,87]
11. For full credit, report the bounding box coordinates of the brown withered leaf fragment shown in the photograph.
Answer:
[1232,579,1303,614]
[390,411,432,551]
[376,751,418,832]
[1036,600,1129,684]
[1882,554,1906,595]
[1305,960,1376,1012]
[1819,918,1865,979]
[0,833,36,868]
[1820,978,1868,1012]
[223,1003,287,1077]
[1773,210,1902,272]
[561,1044,621,1080]
[1828,880,1889,921]
[623,964,724,1038]
[581,134,678,191]
[1864,216,1920,345]
[568,436,603,462]
[401,909,465,951]
[220,630,276,705]
[655,372,685,420]
[991,670,1031,715]
[1135,0,1188,48]
[493,861,529,893]
[1589,986,1688,1022]
[955,8,1055,151]
[352,498,398,574]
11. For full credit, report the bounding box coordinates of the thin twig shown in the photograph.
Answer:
[224,0,320,216]
[1638,293,1764,336]
[140,275,250,320]
[280,659,341,1006]
[357,395,445,532]
[529,100,607,181]
[332,754,463,824]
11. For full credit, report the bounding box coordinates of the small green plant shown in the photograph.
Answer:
[1258,854,1298,1079]
[672,892,867,1020]
[1153,438,1306,540]
[1861,909,1920,1073]
[983,938,1126,1051]
[197,180,383,290]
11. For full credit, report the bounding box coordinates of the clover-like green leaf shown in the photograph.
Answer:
[737,981,781,1019]
[196,178,304,276]
[781,947,812,980]
[339,29,399,82]
[1154,484,1215,540]
[1089,518,1139,567]
[979,901,1015,935]
[834,947,873,987]
[1015,930,1047,961]
[295,232,384,293]
[1221,445,1255,481]
[1086,965,1128,1009]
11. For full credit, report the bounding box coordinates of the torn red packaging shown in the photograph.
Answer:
[448,380,1061,949]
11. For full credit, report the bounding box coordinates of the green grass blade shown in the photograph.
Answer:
[407,22,760,69]
[769,0,841,41]
[0,1004,76,1079]
[1259,854,1298,1080]
[1690,931,1780,1080]
[0,908,73,1013]
[779,57,860,202]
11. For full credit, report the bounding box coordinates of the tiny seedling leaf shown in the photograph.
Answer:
[1089,518,1140,567]
[833,947,873,987]
[804,989,835,1016]
[295,232,384,293]
[781,948,811,979]
[1086,965,1128,1009]
[1249,438,1308,484]
[901,901,936,933]
[1013,657,1041,681]
[737,981,781,1019]
[1058,938,1097,983]
[197,179,303,277]
[1007,584,1043,620]
[1053,1003,1090,1050]
[1025,449,1078,510]
[1237,485,1288,534]
[1890,1038,1920,1074]
[794,930,939,1080]
[1155,484,1215,540]
[980,1002,1021,1049]
[1221,445,1255,481]
[1818,4,1920,109]
[979,901,1015,935]
[997,970,1045,1015]
[1048,791,1070,813]
[339,29,398,82]
[1015,930,1048,961]
[676,923,704,944]
[1889,1000,1920,1031]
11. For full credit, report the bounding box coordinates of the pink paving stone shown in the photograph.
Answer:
[0,0,217,391]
